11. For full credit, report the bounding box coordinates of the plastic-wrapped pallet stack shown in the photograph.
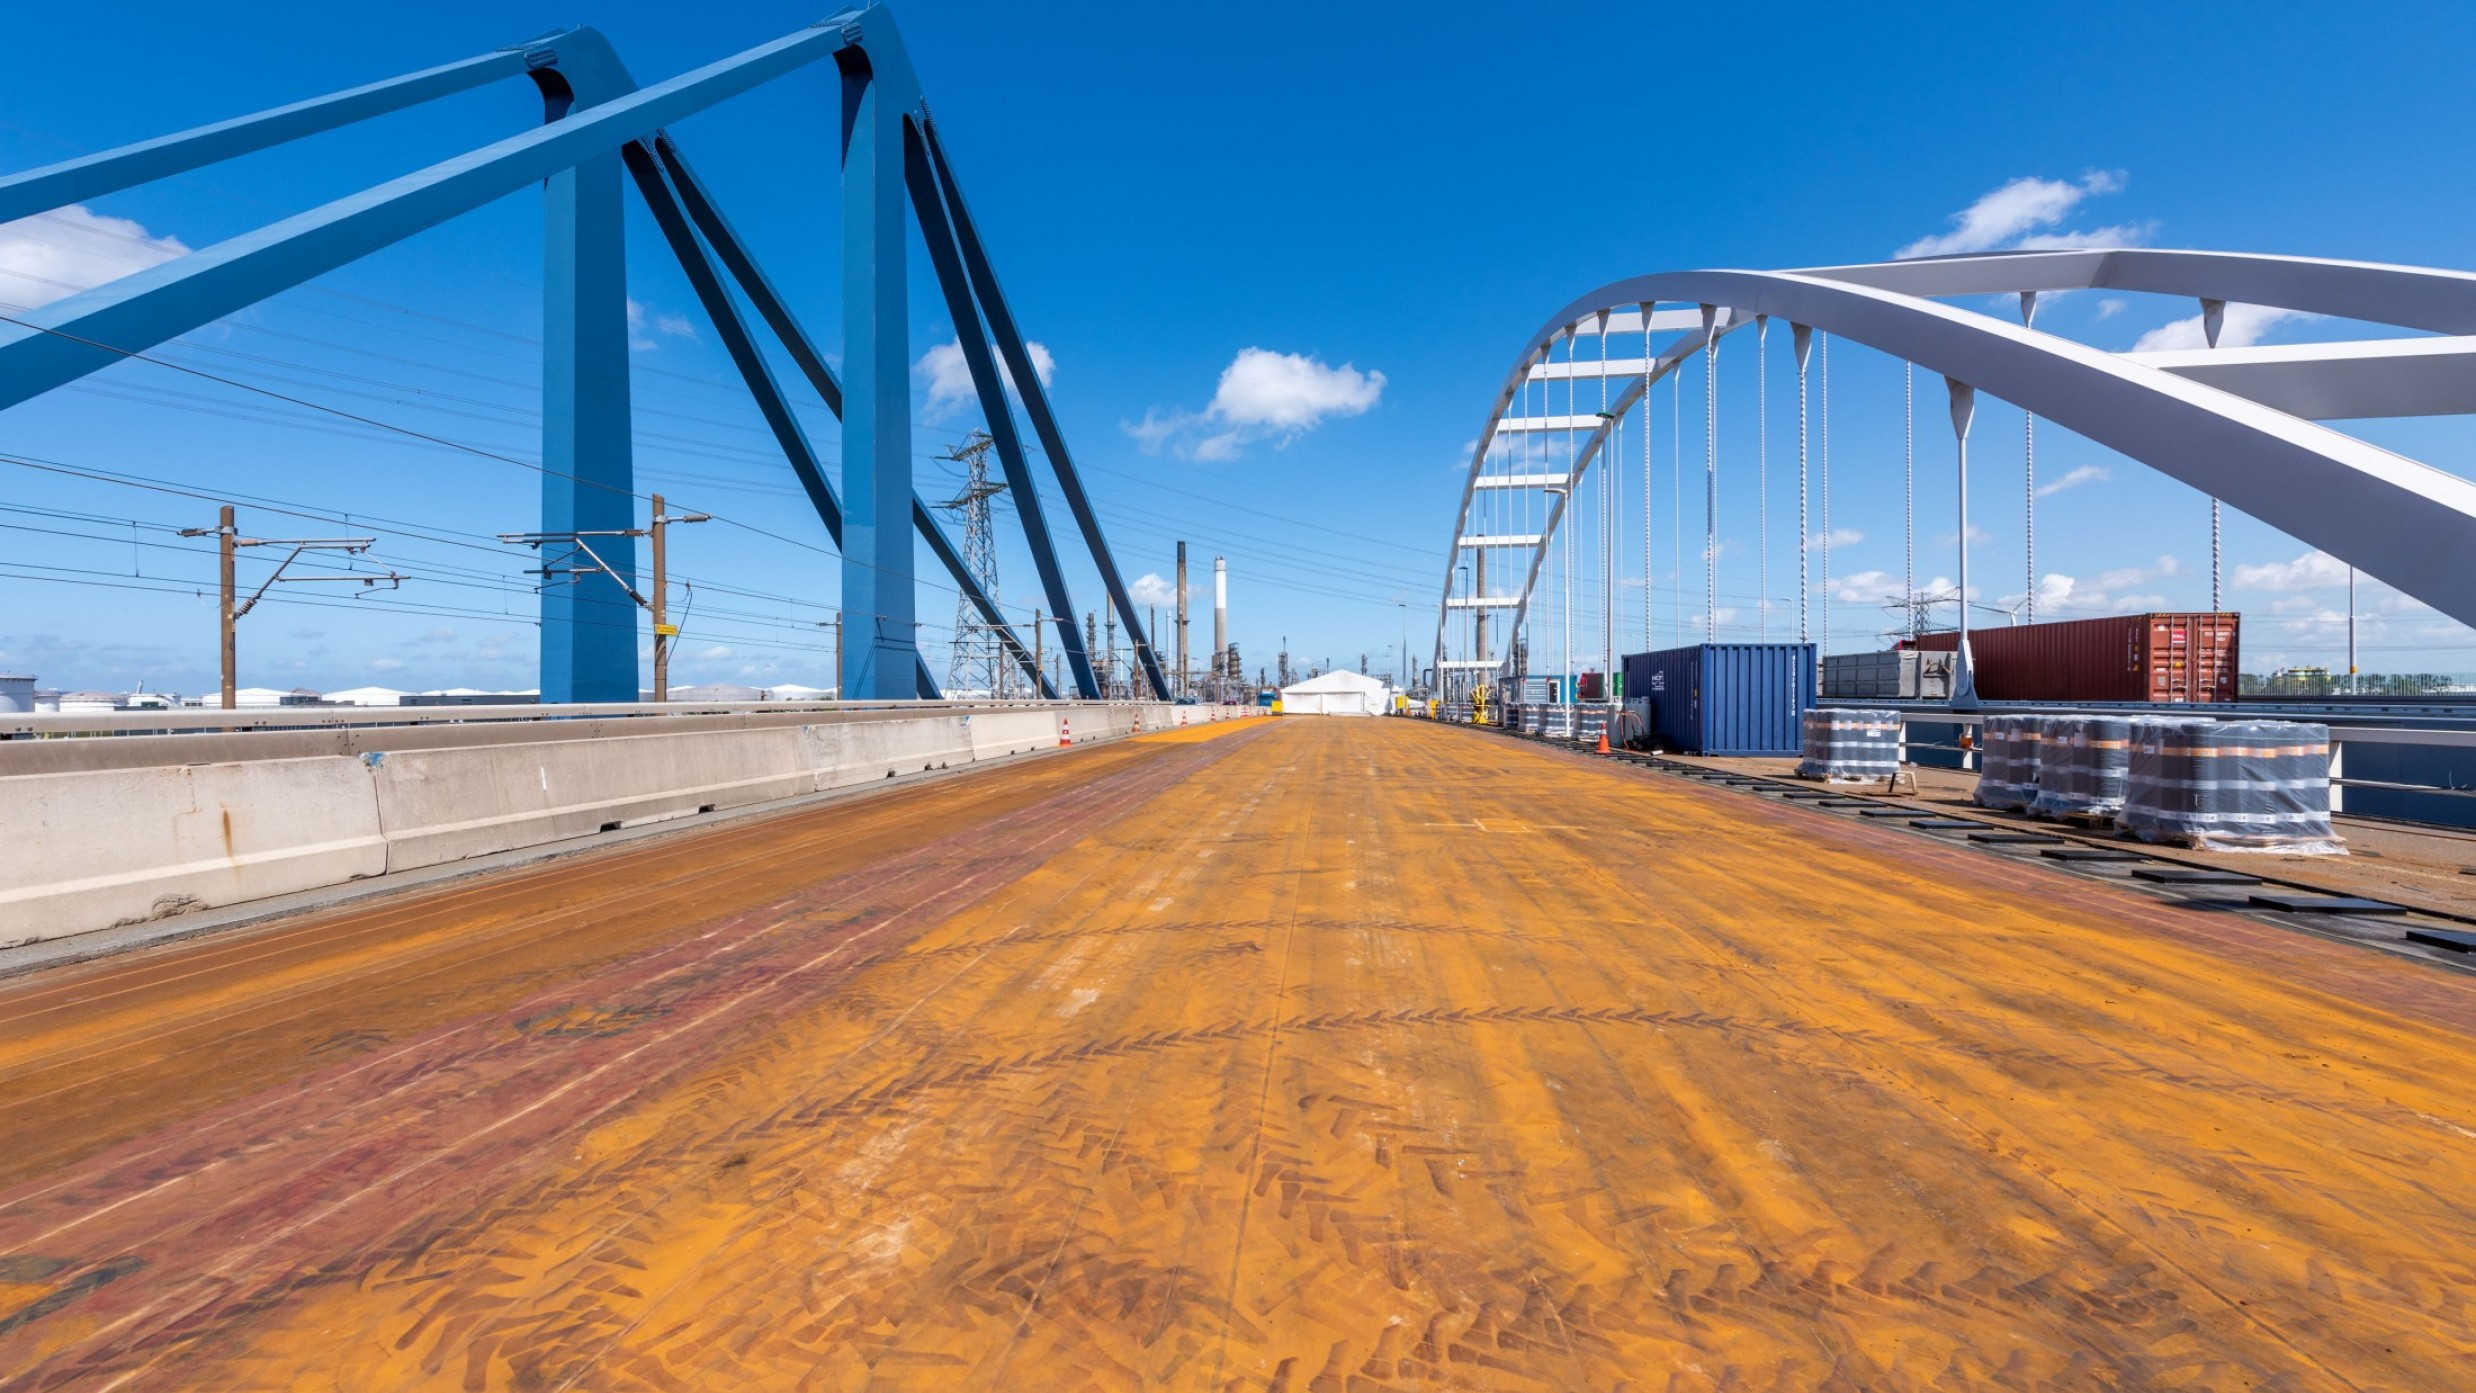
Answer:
[1796,708,1901,783]
[2121,718,2344,854]
[1972,714,2046,811]
[2030,716,2132,821]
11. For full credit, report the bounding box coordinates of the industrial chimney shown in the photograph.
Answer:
[1212,556,1228,700]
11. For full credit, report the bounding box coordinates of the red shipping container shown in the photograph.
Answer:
[1902,612,2239,703]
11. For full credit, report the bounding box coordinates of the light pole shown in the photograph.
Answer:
[1454,565,1469,704]
[1396,601,1408,696]
[1946,377,1980,710]
[1546,483,1570,704]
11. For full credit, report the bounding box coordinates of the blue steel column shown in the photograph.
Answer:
[837,48,917,700]
[538,60,637,702]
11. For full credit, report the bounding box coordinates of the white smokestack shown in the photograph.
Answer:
[1213,557,1228,685]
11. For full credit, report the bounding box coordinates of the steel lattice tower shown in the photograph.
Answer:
[938,431,1008,696]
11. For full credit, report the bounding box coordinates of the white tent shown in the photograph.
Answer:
[1278,669,1391,716]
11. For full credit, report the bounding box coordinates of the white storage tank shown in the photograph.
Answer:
[0,674,33,714]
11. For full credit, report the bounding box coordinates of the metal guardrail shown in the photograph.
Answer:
[0,698,1178,740]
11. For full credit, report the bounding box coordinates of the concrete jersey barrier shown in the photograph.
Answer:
[1,757,386,949]
[804,714,976,792]
[0,702,1244,949]
[963,709,1062,760]
[369,727,818,873]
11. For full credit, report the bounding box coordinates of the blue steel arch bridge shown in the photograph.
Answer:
[0,6,1168,704]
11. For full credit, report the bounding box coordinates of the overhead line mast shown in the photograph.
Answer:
[936,431,1007,697]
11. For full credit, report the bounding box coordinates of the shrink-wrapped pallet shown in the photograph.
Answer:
[2120,719,2344,854]
[2030,716,2132,822]
[1796,708,1901,783]
[1972,714,2048,812]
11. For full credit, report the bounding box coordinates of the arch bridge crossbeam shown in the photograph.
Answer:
[1437,249,2476,688]
[0,8,1168,700]
[1439,307,1755,682]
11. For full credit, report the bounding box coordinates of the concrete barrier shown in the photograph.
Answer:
[802,714,975,792]
[1082,708,1138,741]
[965,710,1062,761]
[369,727,815,873]
[0,702,1198,950]
[0,756,386,948]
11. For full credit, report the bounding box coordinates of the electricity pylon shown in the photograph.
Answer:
[937,432,1008,696]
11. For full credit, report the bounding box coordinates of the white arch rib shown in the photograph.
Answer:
[1435,251,2476,685]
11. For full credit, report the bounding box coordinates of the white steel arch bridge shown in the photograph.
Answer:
[1432,249,2476,709]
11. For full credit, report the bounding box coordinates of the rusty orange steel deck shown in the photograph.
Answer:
[3,718,2474,1390]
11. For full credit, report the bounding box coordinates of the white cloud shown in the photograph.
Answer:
[2095,298,2127,320]
[2011,224,2154,252]
[2250,579,2436,661]
[2025,556,2181,617]
[1122,409,1180,454]
[2130,302,2315,352]
[1128,572,1178,607]
[695,644,734,660]
[0,205,189,310]
[1191,429,1246,463]
[2035,464,2110,498]
[2093,555,2181,590]
[625,299,699,352]
[1123,347,1384,460]
[1805,527,1863,550]
[1209,348,1383,430]
[2234,549,2351,591]
[1937,524,1994,546]
[1896,171,2138,259]
[1831,569,1907,604]
[369,657,406,673]
[914,337,1056,420]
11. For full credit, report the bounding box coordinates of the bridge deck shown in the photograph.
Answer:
[3,719,2474,1389]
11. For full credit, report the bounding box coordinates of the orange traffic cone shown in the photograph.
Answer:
[1060,716,1073,748]
[1596,730,1612,755]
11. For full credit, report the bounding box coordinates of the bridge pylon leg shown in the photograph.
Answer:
[837,50,919,700]
[539,149,638,703]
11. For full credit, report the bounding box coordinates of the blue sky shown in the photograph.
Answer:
[4,1,2475,695]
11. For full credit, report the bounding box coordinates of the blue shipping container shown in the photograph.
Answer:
[1621,643,1817,755]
